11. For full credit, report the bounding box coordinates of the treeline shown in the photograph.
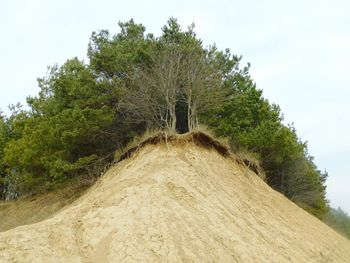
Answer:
[0,18,328,217]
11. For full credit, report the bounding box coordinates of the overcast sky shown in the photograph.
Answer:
[0,0,349,213]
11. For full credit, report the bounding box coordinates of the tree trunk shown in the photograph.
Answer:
[187,89,192,132]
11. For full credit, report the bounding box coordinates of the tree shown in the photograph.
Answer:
[122,46,182,131]
[3,59,124,194]
[0,112,9,199]
[122,18,230,133]
[88,19,154,81]
[180,46,226,131]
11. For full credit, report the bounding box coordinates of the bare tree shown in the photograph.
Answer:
[121,45,226,133]
[181,47,224,131]
[121,47,183,131]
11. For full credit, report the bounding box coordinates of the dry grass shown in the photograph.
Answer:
[115,128,231,163]
[235,149,266,180]
[192,125,230,146]
[114,127,265,180]
[114,128,176,161]
[0,178,89,232]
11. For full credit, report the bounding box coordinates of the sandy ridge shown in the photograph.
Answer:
[0,143,349,262]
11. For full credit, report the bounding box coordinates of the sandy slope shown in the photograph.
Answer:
[0,142,349,262]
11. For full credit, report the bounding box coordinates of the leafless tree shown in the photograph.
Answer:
[121,45,225,132]
[181,47,225,131]
[120,47,183,131]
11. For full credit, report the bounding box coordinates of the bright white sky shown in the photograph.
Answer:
[0,0,349,213]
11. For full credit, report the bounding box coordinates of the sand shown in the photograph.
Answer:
[0,142,349,262]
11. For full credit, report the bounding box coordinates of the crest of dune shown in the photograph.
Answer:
[0,132,349,262]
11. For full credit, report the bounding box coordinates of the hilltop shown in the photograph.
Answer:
[0,133,349,262]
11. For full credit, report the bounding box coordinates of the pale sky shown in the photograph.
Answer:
[0,0,349,213]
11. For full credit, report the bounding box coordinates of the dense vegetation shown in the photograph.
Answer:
[0,18,331,221]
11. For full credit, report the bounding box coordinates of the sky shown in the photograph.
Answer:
[0,0,349,213]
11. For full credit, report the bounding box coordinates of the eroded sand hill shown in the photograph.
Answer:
[0,141,349,262]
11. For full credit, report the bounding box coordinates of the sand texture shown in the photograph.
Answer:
[0,143,349,262]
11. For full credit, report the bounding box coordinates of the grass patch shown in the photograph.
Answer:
[0,176,90,232]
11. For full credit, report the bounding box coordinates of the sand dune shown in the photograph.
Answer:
[0,140,349,262]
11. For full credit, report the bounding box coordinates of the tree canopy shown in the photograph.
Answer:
[0,18,329,218]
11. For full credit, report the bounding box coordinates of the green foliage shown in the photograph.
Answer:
[0,18,330,218]
[88,19,155,79]
[0,112,9,198]
[3,59,128,195]
[0,113,8,162]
